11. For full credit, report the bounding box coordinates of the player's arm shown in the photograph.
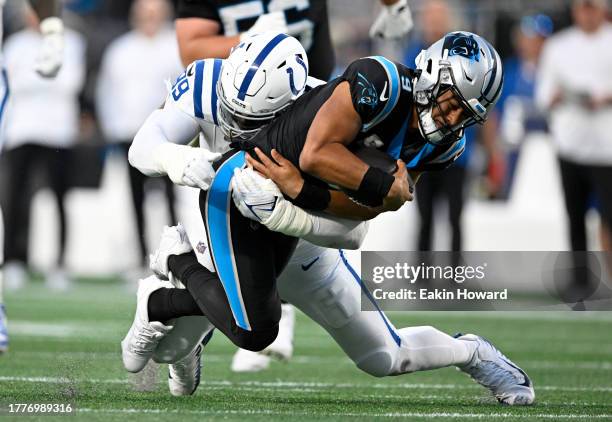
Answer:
[231,162,369,249]
[300,64,412,214]
[175,0,288,65]
[28,0,64,78]
[175,18,240,65]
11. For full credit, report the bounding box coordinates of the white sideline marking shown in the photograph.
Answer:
[1,376,611,393]
[76,408,612,419]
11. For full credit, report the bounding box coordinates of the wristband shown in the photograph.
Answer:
[293,182,331,211]
[351,167,395,207]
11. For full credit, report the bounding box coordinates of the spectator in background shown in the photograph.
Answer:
[482,14,553,200]
[536,0,612,295]
[536,0,612,252]
[404,0,473,251]
[96,0,182,274]
[0,5,86,291]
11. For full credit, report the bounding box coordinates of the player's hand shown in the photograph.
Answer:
[246,148,304,199]
[156,144,222,191]
[231,167,283,223]
[35,17,64,78]
[149,224,193,280]
[369,0,414,40]
[241,12,288,41]
[382,159,413,211]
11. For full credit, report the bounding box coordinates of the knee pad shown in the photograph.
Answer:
[355,348,395,377]
[153,316,213,364]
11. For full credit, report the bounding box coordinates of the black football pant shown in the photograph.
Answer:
[169,150,297,351]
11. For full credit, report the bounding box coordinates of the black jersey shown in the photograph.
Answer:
[249,56,466,188]
[177,0,334,80]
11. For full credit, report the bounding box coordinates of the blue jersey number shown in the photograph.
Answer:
[172,72,190,101]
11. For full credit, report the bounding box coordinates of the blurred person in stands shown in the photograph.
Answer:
[0,4,85,293]
[96,0,182,277]
[482,14,553,200]
[536,0,612,294]
[172,0,414,372]
[403,0,497,252]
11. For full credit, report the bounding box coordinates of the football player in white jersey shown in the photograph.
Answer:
[124,31,535,406]
[0,0,65,354]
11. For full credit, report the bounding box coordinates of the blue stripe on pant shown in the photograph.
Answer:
[339,250,401,346]
[205,151,251,330]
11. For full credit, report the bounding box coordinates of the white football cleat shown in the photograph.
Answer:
[456,333,535,405]
[231,348,271,373]
[262,303,294,361]
[0,304,8,354]
[168,331,213,396]
[121,276,174,373]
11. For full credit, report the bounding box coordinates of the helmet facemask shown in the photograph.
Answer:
[415,66,480,145]
[216,78,291,143]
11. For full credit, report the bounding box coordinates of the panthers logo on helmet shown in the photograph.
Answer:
[356,73,379,109]
[444,33,480,63]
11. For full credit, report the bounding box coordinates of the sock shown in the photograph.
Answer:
[396,326,477,372]
[147,288,203,323]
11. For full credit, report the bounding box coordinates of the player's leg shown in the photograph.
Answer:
[415,172,437,250]
[159,151,297,351]
[44,146,71,290]
[278,248,534,405]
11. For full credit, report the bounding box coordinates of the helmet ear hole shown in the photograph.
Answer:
[426,59,433,74]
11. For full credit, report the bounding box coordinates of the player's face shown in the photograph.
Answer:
[431,88,468,130]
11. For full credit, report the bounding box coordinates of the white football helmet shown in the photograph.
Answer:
[413,31,504,145]
[217,31,309,141]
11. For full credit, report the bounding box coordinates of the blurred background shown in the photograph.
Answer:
[0,0,610,288]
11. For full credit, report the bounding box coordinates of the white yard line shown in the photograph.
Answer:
[1,376,611,393]
[76,408,612,419]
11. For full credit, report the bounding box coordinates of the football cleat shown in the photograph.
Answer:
[168,331,212,396]
[0,305,8,354]
[121,276,174,373]
[455,333,535,405]
[231,348,271,373]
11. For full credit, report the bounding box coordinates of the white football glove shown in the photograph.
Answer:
[153,143,222,190]
[240,11,288,41]
[231,167,282,223]
[231,168,314,238]
[369,0,414,40]
[149,224,193,280]
[35,17,64,78]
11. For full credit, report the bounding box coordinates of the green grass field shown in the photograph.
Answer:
[1,278,611,421]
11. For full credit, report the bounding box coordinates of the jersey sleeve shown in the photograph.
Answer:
[341,57,393,130]
[176,0,220,21]
[404,137,466,172]
[166,58,223,127]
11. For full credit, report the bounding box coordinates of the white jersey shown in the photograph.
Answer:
[166,58,325,154]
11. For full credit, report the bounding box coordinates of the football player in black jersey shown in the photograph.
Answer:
[156,31,504,351]
[174,0,414,79]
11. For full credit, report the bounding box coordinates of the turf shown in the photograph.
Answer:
[1,278,611,421]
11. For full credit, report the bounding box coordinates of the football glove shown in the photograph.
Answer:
[153,143,221,191]
[35,17,64,78]
[231,168,314,238]
[369,0,414,40]
[149,224,193,280]
[240,12,288,41]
